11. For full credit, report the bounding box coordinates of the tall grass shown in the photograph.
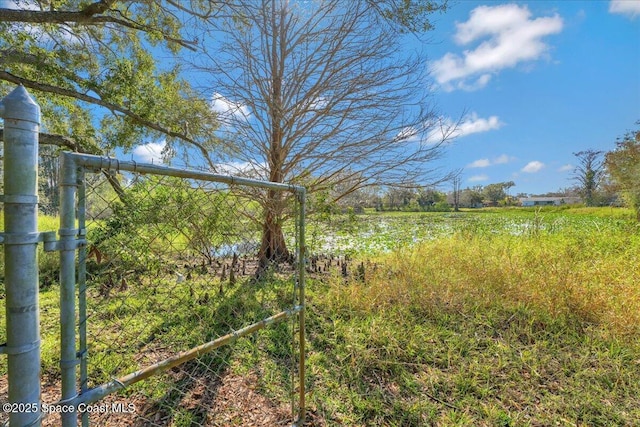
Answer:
[307,210,640,425]
[2,208,640,425]
[348,228,640,337]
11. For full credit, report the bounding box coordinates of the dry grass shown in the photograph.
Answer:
[306,212,640,425]
[351,231,640,337]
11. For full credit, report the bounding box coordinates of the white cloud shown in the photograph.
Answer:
[211,93,250,122]
[468,174,489,182]
[398,126,421,143]
[609,0,640,18]
[468,158,491,168]
[458,112,504,136]
[522,160,545,173]
[431,4,563,91]
[426,112,503,143]
[215,160,266,178]
[468,154,515,168]
[558,164,573,172]
[133,141,166,164]
[494,154,514,164]
[307,95,328,111]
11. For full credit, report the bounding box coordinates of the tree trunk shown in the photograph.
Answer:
[258,2,289,270]
[258,215,290,266]
[258,190,291,269]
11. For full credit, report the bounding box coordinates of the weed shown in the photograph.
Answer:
[305,208,640,425]
[2,208,639,425]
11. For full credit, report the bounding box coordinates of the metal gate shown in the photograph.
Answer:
[0,86,306,427]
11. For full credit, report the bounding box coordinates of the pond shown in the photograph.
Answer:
[305,211,632,256]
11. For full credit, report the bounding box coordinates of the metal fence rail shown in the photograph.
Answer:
[0,86,306,427]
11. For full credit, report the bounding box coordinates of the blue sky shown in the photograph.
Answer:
[129,0,639,195]
[3,0,637,195]
[422,0,640,195]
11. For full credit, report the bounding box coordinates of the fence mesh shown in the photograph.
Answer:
[1,152,304,426]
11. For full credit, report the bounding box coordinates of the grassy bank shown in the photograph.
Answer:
[305,209,640,426]
[2,208,639,425]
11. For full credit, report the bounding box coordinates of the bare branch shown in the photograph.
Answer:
[198,0,452,261]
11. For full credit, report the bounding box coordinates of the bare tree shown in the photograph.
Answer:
[452,173,462,212]
[573,150,604,207]
[198,0,452,264]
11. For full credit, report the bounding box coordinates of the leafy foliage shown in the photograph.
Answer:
[368,0,449,33]
[0,1,218,160]
[88,175,242,273]
[605,123,640,219]
[482,181,515,204]
[572,150,605,207]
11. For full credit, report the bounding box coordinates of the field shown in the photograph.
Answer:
[303,207,640,426]
[2,206,640,426]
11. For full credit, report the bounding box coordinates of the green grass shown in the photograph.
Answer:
[2,207,640,425]
[307,206,639,256]
[303,208,640,425]
[0,207,298,425]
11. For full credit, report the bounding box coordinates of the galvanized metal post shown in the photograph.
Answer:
[296,188,306,425]
[76,169,89,427]
[59,152,78,427]
[1,85,42,426]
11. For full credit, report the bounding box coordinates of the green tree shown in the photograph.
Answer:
[366,0,448,33]
[572,150,604,207]
[416,188,445,210]
[483,181,515,205]
[0,1,219,163]
[384,188,416,211]
[201,0,450,265]
[605,124,640,219]
[460,186,483,208]
[89,176,239,273]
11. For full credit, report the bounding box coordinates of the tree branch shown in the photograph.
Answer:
[0,129,80,152]
[0,72,216,170]
[0,128,126,200]
[0,4,198,51]
[0,1,116,24]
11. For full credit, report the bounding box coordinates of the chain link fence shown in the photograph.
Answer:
[1,146,306,426]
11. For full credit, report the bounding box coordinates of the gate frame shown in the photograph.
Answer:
[56,152,307,427]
